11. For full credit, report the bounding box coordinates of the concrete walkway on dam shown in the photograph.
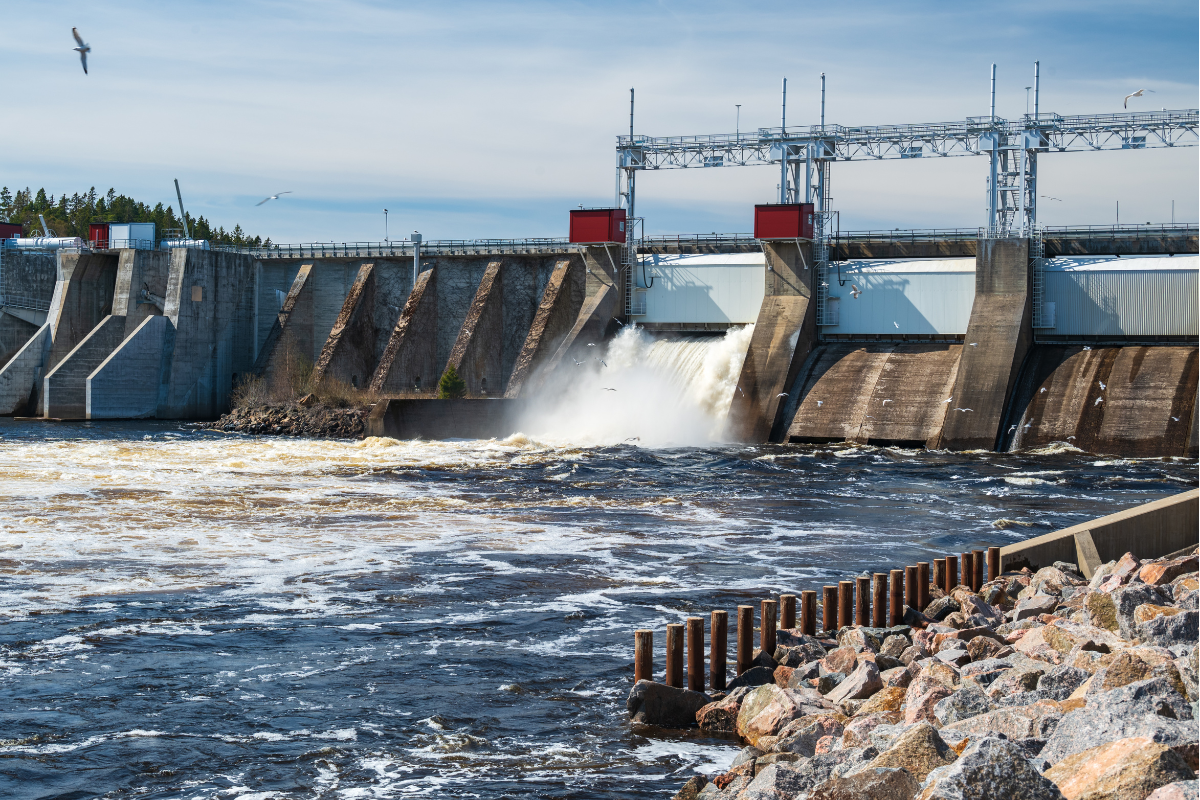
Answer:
[0,235,1195,459]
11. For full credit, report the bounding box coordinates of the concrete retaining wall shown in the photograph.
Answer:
[0,322,49,415]
[88,315,175,419]
[43,315,127,419]
[367,398,524,440]
[371,267,439,395]
[1000,489,1199,578]
[445,261,504,396]
[505,259,583,397]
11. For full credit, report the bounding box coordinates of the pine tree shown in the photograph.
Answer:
[437,365,467,399]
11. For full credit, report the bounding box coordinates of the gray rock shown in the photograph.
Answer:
[858,625,913,641]
[1036,665,1090,700]
[934,681,996,725]
[782,750,854,794]
[880,634,910,659]
[935,648,972,668]
[727,666,776,692]
[1138,610,1199,650]
[809,767,921,800]
[1146,781,1199,800]
[671,775,708,800]
[918,736,1066,800]
[695,782,723,800]
[626,680,712,728]
[716,775,751,797]
[925,596,960,621]
[900,645,928,666]
[1113,584,1170,638]
[730,745,762,769]
[831,744,880,778]
[1052,561,1083,579]
[997,690,1054,707]
[816,672,845,694]
[1014,594,1060,620]
[961,658,1015,687]
[826,661,883,704]
[775,637,826,665]
[1039,677,1197,766]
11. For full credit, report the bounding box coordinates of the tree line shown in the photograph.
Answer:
[0,186,269,247]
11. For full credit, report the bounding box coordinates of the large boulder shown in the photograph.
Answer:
[1036,665,1090,700]
[934,681,996,725]
[696,695,742,734]
[670,775,708,800]
[771,713,845,757]
[1146,781,1200,800]
[1043,736,1195,800]
[1039,677,1197,768]
[627,680,711,728]
[826,660,882,705]
[821,646,859,675]
[917,736,1066,800]
[1139,554,1199,587]
[1137,610,1199,650]
[1016,594,1061,621]
[736,685,829,748]
[727,666,777,692]
[809,767,920,800]
[733,763,809,800]
[865,721,957,782]
[941,700,1062,741]
[1041,620,1126,655]
[1112,584,1170,639]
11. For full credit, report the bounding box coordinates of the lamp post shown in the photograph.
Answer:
[384,209,389,241]
[736,104,741,142]
[411,231,422,285]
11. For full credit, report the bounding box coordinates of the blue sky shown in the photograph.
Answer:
[1,1,1196,242]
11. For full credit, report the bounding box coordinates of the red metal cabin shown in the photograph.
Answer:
[754,203,814,240]
[89,222,109,248]
[569,208,627,244]
[0,222,22,240]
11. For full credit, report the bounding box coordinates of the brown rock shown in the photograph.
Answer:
[737,685,807,748]
[826,661,883,705]
[1042,620,1126,655]
[712,760,754,790]
[867,721,958,782]
[1139,555,1200,587]
[857,686,907,720]
[904,684,952,725]
[822,646,858,675]
[1146,782,1199,800]
[773,713,846,756]
[883,666,912,689]
[1084,592,1120,632]
[942,700,1063,740]
[1134,604,1185,625]
[774,665,795,688]
[1044,736,1194,800]
[1110,553,1143,584]
[809,767,921,800]
[985,666,1045,698]
[670,775,707,800]
[696,696,741,734]
[842,712,892,747]
[968,636,1003,662]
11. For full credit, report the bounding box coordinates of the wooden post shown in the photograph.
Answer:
[960,552,971,589]
[838,580,853,629]
[822,586,837,633]
[972,549,985,591]
[933,558,945,590]
[855,576,870,626]
[736,605,753,675]
[917,562,930,610]
[800,590,816,635]
[987,546,1001,582]
[711,610,727,691]
[889,568,904,626]
[872,573,887,627]
[761,599,777,657]
[635,629,653,683]
[946,555,958,592]
[904,565,918,609]
[686,616,704,692]
[666,623,684,688]
[780,594,796,630]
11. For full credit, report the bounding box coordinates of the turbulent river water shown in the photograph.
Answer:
[0,327,1196,798]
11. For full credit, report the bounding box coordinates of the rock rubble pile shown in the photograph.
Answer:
[630,548,1199,800]
[198,399,369,439]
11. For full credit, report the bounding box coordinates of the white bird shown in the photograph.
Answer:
[256,191,292,206]
[1098,381,1106,390]
[612,318,624,326]
[881,399,892,405]
[850,284,862,299]
[1009,425,1017,433]
[1024,421,1032,430]
[776,392,788,398]
[1123,89,1154,109]
[595,358,607,367]
[604,388,617,392]
[894,321,899,329]
[72,28,90,74]
[1082,346,1092,351]
[969,342,978,347]
[625,436,639,441]
[1171,416,1180,422]
[1040,387,1047,393]
[1094,397,1104,406]
[954,408,973,412]
[943,397,953,404]
[864,415,875,419]
[1067,435,1076,440]
[816,400,823,407]
[736,387,744,396]
[571,357,584,366]
[1041,195,1063,202]
[587,343,596,347]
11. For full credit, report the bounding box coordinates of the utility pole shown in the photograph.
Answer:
[780,78,788,203]
[411,231,422,284]
[383,209,389,241]
[735,104,741,141]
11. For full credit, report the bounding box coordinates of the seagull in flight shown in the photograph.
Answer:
[1171,416,1180,422]
[1009,424,1017,433]
[776,392,788,398]
[1024,421,1033,430]
[595,358,607,367]
[1041,195,1063,202]
[894,321,899,329]
[881,399,892,405]
[624,436,639,441]
[256,191,292,206]
[1094,397,1104,406]
[1083,346,1092,351]
[1123,89,1154,109]
[571,357,585,366]
[954,407,973,412]
[850,284,862,299]
[943,397,953,404]
[1040,387,1047,393]
[72,28,90,74]
[1098,380,1106,391]
[587,343,596,347]
[603,387,617,392]
[969,342,978,347]
[612,318,624,327]
[816,400,823,407]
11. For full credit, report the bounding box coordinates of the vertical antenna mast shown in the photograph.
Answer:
[174,179,191,240]
[1033,60,1040,117]
[630,87,635,138]
[820,72,826,131]
[990,63,996,119]
[780,78,788,203]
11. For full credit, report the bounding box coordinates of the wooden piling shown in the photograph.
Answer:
[933,558,945,590]
[855,576,870,626]
[972,549,985,591]
[917,562,930,610]
[634,629,653,683]
[736,605,753,675]
[837,580,853,630]
[904,565,918,609]
[800,590,816,635]
[889,569,903,626]
[822,586,837,633]
[666,623,684,688]
[987,546,1000,583]
[780,594,796,630]
[711,610,727,691]
[686,616,704,692]
[761,599,777,657]
[872,573,887,627]
[946,555,958,592]
[960,552,971,589]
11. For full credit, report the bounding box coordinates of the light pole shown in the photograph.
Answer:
[735,104,741,141]
[1025,87,1031,115]
[383,209,389,241]
[411,231,422,285]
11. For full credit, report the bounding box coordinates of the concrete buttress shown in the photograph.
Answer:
[254,263,315,394]
[42,315,128,418]
[936,238,1032,449]
[728,240,818,442]
[505,259,582,398]
[370,267,438,395]
[313,263,378,390]
[445,261,504,397]
[87,315,175,419]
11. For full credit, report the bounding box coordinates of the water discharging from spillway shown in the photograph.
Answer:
[520,323,756,447]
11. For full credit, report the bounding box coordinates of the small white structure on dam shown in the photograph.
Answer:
[821,258,976,336]
[632,253,765,327]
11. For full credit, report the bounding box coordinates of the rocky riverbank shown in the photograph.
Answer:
[198,398,371,439]
[631,547,1199,800]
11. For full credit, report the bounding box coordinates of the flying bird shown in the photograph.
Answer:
[1040,387,1047,393]
[894,321,899,329]
[816,400,823,407]
[612,318,624,326]
[625,437,639,441]
[736,387,744,396]
[1067,436,1076,440]
[954,408,974,412]
[1098,380,1106,391]
[595,358,607,367]
[1171,416,1180,422]
[1024,421,1033,430]
[881,399,892,405]
[571,357,584,366]
[603,388,617,392]
[850,284,862,299]
[776,392,788,398]
[72,28,90,74]
[1123,89,1154,109]
[587,343,596,347]
[1094,397,1104,406]
[969,343,978,347]
[943,397,953,404]
[1041,195,1063,202]
[1008,425,1017,433]
[1082,346,1092,351]
[256,191,292,206]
